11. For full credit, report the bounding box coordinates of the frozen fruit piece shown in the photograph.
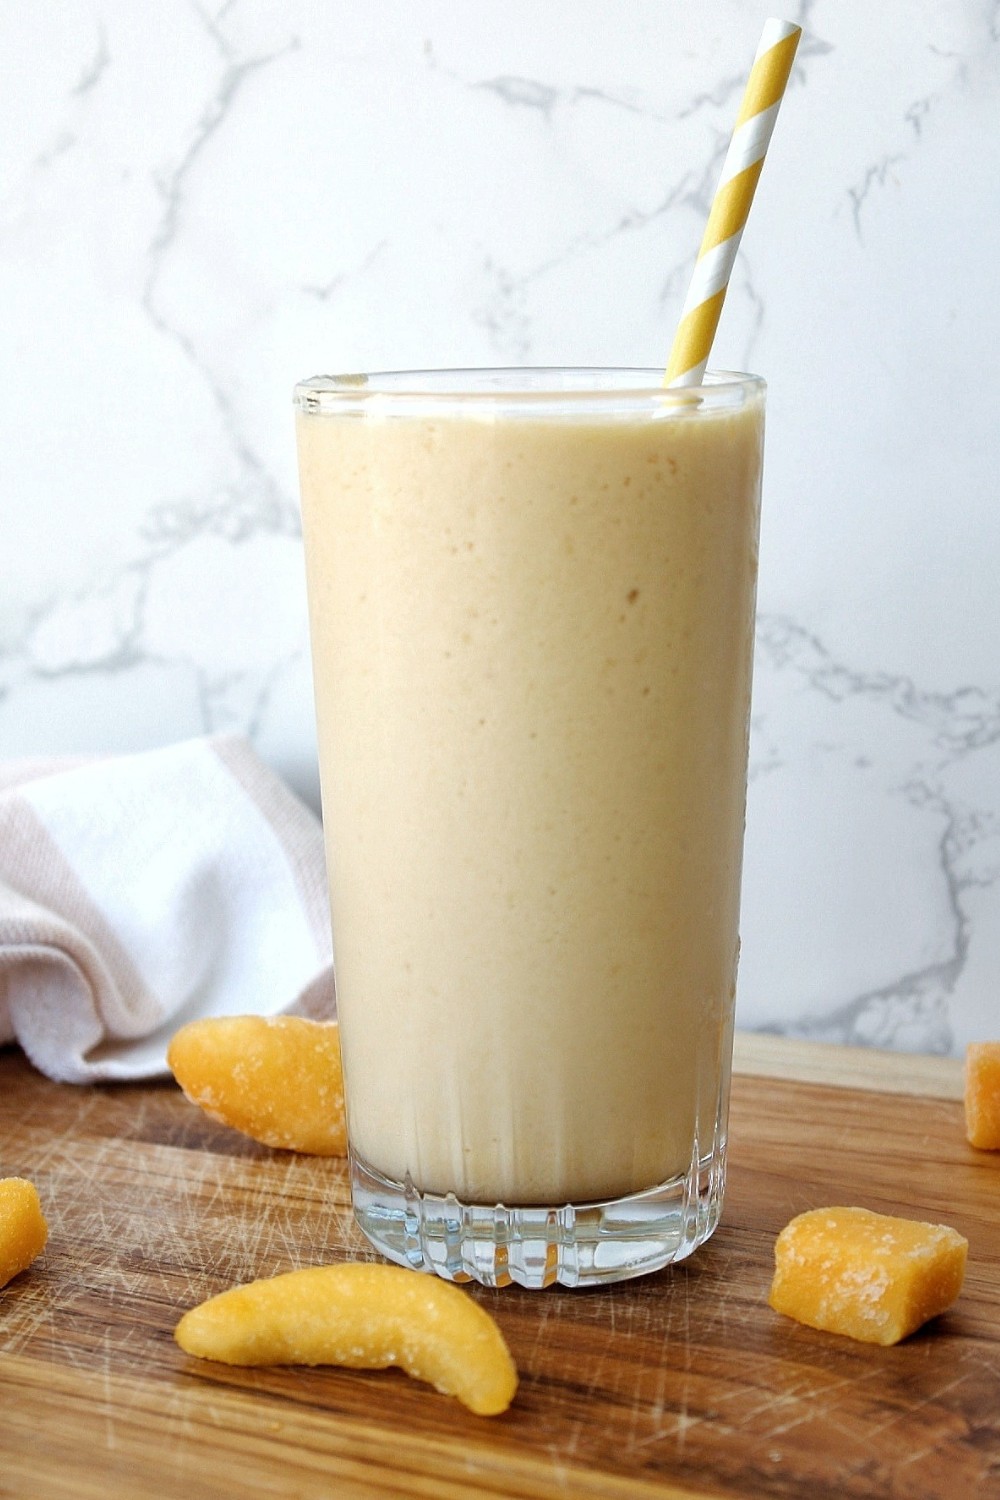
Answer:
[0,1178,48,1288]
[769,1205,967,1346]
[964,1041,1000,1150]
[175,1262,518,1416]
[167,1015,346,1155]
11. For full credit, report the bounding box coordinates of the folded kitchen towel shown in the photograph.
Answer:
[0,736,334,1083]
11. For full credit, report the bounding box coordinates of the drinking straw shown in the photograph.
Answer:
[664,18,801,388]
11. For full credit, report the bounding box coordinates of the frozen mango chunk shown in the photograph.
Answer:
[175,1262,518,1416]
[0,1178,48,1288]
[769,1206,967,1346]
[964,1041,1000,1150]
[167,1015,346,1155]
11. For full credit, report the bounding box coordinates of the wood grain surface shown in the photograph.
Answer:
[0,1036,997,1500]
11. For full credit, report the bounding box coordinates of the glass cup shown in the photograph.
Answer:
[294,368,764,1289]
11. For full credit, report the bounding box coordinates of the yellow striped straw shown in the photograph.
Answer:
[665,17,801,388]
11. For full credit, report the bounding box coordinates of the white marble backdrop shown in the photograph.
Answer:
[2,1,998,1053]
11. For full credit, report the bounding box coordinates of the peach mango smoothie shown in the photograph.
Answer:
[296,371,764,1208]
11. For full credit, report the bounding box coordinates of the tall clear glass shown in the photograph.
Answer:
[294,369,764,1289]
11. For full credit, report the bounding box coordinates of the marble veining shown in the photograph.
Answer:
[2,1,998,1054]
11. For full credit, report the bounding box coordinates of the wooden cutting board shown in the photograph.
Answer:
[0,1035,997,1500]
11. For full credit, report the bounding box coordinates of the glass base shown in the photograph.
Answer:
[350,1142,727,1289]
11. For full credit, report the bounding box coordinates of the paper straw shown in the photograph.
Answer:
[664,18,801,388]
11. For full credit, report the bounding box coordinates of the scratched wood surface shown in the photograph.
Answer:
[0,1036,997,1500]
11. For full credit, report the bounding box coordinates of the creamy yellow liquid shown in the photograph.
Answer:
[297,385,763,1205]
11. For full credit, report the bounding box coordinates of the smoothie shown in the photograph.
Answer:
[295,370,763,1211]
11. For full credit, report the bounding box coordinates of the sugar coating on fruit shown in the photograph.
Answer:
[175,1261,518,1416]
[167,1015,346,1155]
[768,1206,967,1346]
[964,1041,1000,1150]
[0,1178,48,1288]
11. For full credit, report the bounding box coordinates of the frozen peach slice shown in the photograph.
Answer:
[167,1015,346,1155]
[964,1041,1000,1150]
[0,1178,48,1288]
[769,1206,967,1346]
[175,1262,518,1416]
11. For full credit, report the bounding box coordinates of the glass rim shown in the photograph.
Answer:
[293,366,765,414]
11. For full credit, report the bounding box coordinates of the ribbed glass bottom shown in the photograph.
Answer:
[350,1139,727,1289]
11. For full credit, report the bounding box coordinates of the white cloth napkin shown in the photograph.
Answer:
[0,736,334,1083]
